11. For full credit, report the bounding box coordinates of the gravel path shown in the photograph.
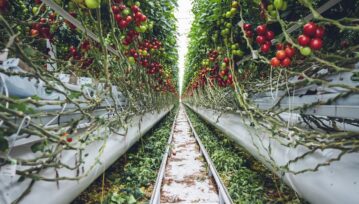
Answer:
[160,106,219,203]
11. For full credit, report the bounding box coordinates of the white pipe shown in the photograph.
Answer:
[186,104,359,204]
[0,107,172,204]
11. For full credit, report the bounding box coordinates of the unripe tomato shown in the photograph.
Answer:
[297,34,310,46]
[300,47,312,56]
[303,22,317,37]
[270,57,280,67]
[274,0,283,10]
[276,50,286,60]
[85,0,100,9]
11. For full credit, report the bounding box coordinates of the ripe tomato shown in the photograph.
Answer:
[243,23,252,31]
[276,43,284,50]
[112,6,120,14]
[303,22,317,37]
[256,35,266,44]
[266,30,275,40]
[223,57,230,64]
[309,38,323,50]
[260,43,270,53]
[131,5,140,13]
[114,14,122,22]
[30,29,39,37]
[126,15,133,23]
[314,26,325,38]
[276,50,286,60]
[245,30,253,37]
[297,34,310,46]
[270,57,280,67]
[285,47,295,58]
[281,57,291,67]
[256,24,267,35]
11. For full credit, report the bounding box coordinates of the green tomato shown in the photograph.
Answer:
[122,8,131,16]
[221,62,227,69]
[267,4,274,11]
[300,47,312,56]
[32,7,38,15]
[280,1,287,11]
[225,11,231,18]
[270,10,277,18]
[135,1,140,6]
[231,1,239,8]
[139,25,147,32]
[231,44,238,50]
[225,23,232,28]
[85,0,100,9]
[128,56,135,64]
[274,0,283,9]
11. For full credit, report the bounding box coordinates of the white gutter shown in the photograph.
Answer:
[186,104,359,204]
[0,107,172,204]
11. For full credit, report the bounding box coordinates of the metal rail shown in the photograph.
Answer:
[150,106,233,204]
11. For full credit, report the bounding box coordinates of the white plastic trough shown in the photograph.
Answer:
[0,106,172,204]
[186,104,359,204]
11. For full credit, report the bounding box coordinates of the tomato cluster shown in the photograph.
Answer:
[30,13,57,39]
[270,44,295,68]
[298,22,325,56]
[255,24,275,53]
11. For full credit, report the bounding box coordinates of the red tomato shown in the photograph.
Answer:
[256,35,266,44]
[266,30,275,40]
[297,34,311,46]
[256,24,267,35]
[270,57,280,67]
[314,26,325,38]
[30,29,39,37]
[245,30,253,37]
[112,5,120,14]
[114,14,122,22]
[224,57,230,64]
[243,23,252,31]
[276,43,284,50]
[309,38,323,50]
[260,43,270,53]
[281,57,291,67]
[276,50,286,60]
[126,15,133,23]
[303,22,317,37]
[285,47,295,58]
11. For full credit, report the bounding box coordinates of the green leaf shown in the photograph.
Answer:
[31,142,45,153]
